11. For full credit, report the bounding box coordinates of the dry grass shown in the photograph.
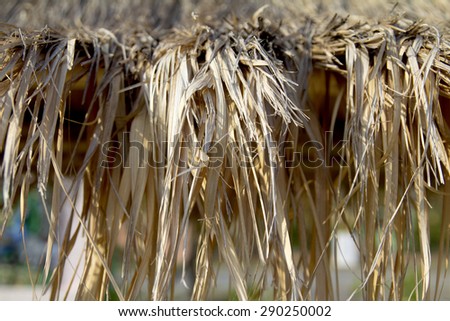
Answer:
[1,0,450,300]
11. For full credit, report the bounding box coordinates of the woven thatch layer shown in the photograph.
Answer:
[1,0,450,300]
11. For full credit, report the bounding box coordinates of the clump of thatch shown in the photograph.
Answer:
[1,0,450,300]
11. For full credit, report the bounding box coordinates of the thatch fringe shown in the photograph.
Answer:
[1,1,450,300]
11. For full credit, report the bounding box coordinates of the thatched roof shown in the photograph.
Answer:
[1,0,450,300]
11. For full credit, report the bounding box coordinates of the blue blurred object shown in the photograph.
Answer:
[0,215,22,264]
[0,190,49,266]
